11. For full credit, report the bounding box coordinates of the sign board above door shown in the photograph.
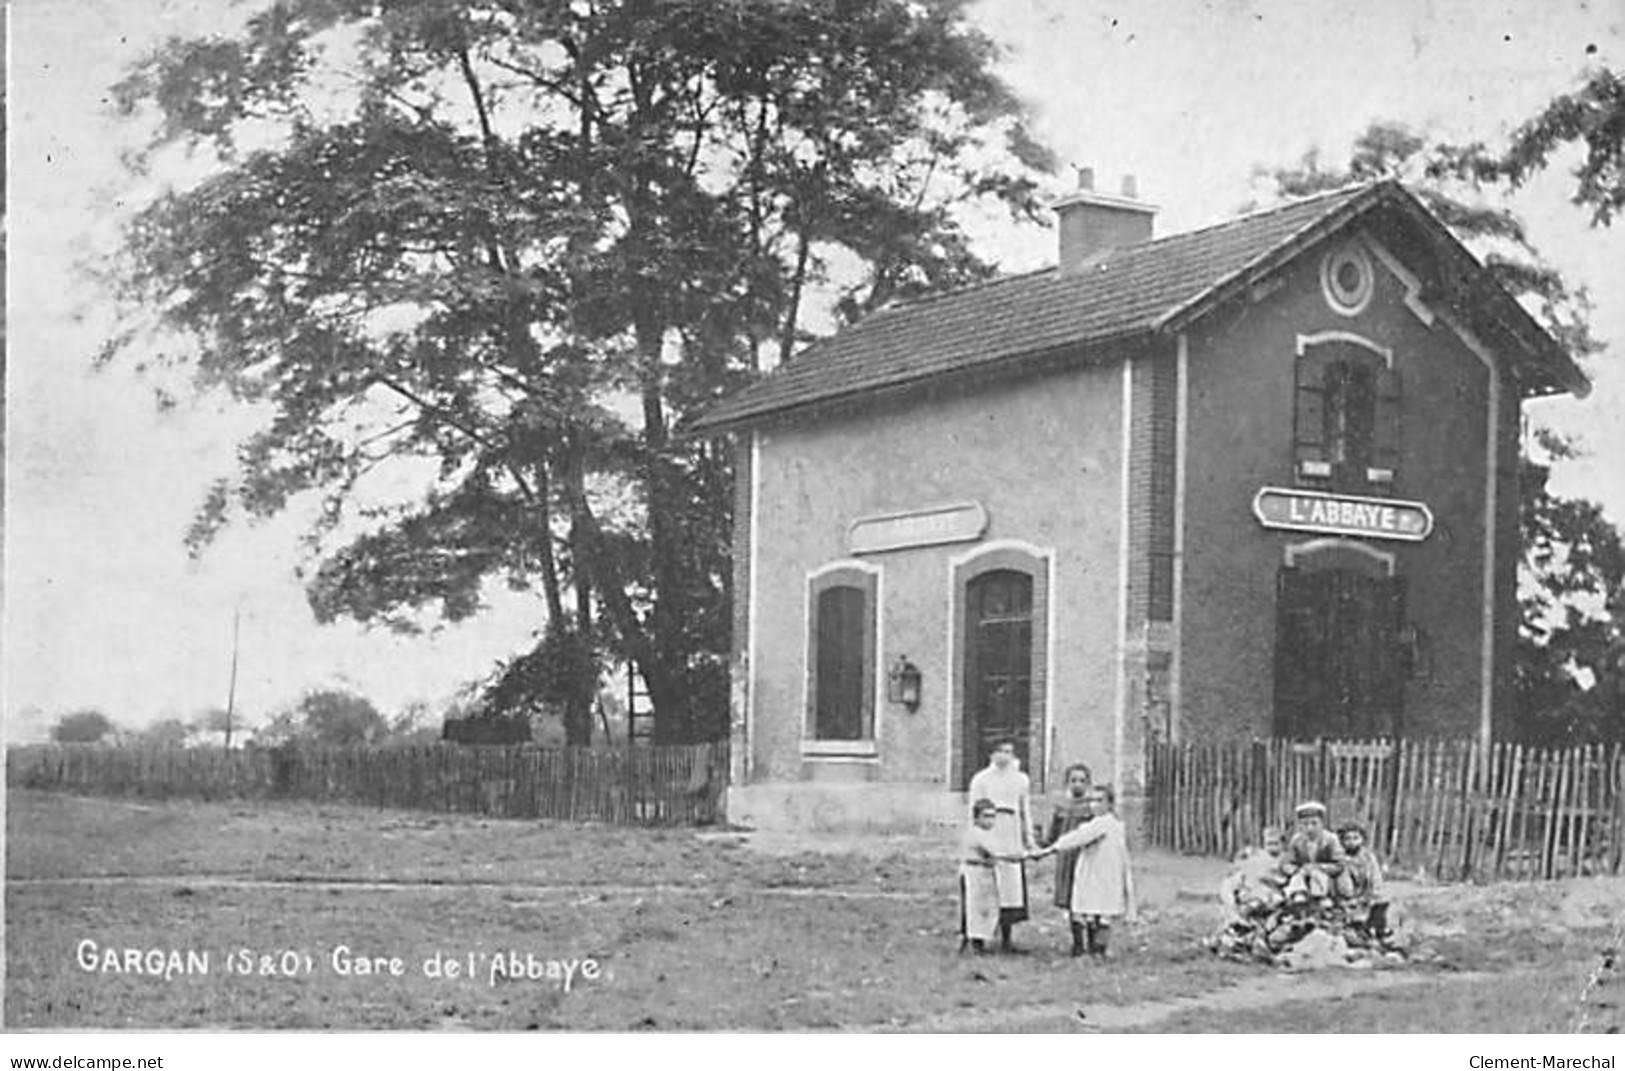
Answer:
[849,502,988,555]
[1252,487,1432,543]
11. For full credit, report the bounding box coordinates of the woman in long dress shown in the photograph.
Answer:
[1038,783,1137,958]
[965,740,1034,952]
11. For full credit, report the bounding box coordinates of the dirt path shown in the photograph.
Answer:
[902,964,1526,1032]
[7,872,935,901]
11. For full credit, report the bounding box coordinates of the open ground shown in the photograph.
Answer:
[5,790,1621,1031]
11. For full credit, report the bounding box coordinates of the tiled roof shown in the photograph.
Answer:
[691,181,1585,431]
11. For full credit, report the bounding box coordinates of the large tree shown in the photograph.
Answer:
[109,0,1053,743]
[1261,118,1623,744]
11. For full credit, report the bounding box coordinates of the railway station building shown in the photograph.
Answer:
[692,178,1589,831]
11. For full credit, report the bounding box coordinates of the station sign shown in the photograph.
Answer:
[1252,487,1433,543]
[850,501,988,555]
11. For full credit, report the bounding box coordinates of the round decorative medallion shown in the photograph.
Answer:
[1321,244,1374,316]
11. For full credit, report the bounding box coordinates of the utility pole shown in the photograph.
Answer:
[225,606,241,749]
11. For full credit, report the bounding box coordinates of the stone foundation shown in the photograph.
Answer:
[727,782,963,833]
[728,781,1151,840]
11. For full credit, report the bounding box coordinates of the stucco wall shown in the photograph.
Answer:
[1178,231,1516,742]
[746,362,1125,792]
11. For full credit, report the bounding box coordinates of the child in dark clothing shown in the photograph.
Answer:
[1042,763,1094,953]
[1338,821,1392,937]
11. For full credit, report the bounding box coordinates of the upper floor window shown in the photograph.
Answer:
[1324,359,1376,479]
[1294,338,1400,493]
[807,566,877,744]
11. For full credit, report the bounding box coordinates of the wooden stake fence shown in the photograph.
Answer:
[1146,738,1623,882]
[7,742,730,827]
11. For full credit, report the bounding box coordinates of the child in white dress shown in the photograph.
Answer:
[1034,783,1137,958]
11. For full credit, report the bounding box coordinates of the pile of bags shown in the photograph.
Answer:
[1202,804,1410,970]
[1206,891,1407,968]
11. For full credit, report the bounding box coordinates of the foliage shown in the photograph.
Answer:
[1430,65,1625,227]
[1515,430,1625,744]
[1262,120,1624,744]
[262,687,388,747]
[137,718,192,747]
[50,709,117,744]
[386,701,446,746]
[1260,121,1602,361]
[474,620,597,739]
[192,706,241,735]
[109,0,1052,743]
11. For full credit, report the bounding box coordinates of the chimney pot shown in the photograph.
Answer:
[1050,173,1158,275]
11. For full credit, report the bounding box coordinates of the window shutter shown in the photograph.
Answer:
[1294,355,1327,473]
[1372,366,1402,474]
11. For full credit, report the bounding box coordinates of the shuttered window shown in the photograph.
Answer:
[1294,342,1400,492]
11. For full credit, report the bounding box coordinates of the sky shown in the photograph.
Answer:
[5,0,1624,742]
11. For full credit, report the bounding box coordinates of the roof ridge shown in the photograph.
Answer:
[860,181,1386,319]
[862,262,1058,320]
[690,175,1586,433]
[1107,179,1387,255]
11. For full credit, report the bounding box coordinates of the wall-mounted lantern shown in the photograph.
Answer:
[1398,623,1428,680]
[888,655,922,712]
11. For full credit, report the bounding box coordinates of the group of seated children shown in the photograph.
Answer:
[959,751,1136,959]
[1219,800,1392,943]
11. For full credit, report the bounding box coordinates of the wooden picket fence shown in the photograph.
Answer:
[1146,738,1625,882]
[7,742,730,827]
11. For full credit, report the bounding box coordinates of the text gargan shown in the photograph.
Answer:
[75,940,207,980]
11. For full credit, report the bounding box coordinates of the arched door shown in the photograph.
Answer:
[963,569,1034,782]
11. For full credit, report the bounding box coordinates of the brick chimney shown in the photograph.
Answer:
[1053,169,1158,275]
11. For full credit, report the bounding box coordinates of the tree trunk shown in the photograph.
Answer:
[557,444,693,742]
[533,463,566,626]
[563,498,595,748]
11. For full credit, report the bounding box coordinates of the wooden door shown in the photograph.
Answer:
[1274,567,1406,739]
[963,570,1034,784]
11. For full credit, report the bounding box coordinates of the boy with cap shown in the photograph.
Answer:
[1278,801,1350,906]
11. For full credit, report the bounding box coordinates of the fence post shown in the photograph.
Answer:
[1250,740,1268,848]
[1457,739,1478,881]
[1317,738,1329,807]
[1611,744,1625,876]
